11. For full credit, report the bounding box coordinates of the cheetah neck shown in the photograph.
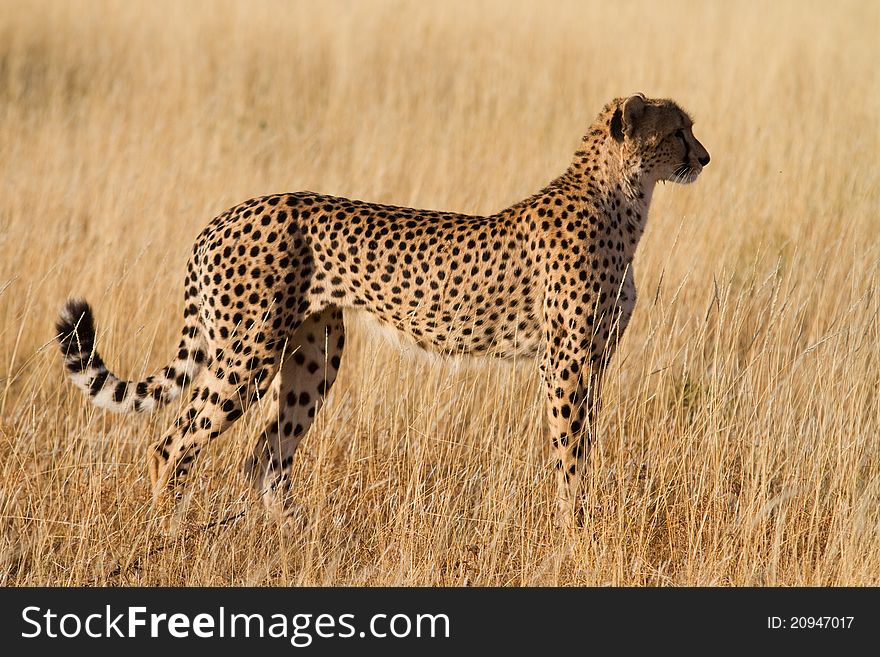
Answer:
[563,132,655,261]
[571,132,654,198]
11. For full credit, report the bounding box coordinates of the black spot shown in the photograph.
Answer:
[89,370,108,396]
[113,381,128,403]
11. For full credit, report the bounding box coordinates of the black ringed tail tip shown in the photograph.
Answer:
[56,298,99,369]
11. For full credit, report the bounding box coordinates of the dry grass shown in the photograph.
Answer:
[1,0,878,586]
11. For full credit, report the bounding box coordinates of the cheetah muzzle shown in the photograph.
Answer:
[56,94,709,530]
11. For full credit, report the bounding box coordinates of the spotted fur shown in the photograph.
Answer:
[57,94,709,526]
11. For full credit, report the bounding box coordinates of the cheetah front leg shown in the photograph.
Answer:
[541,263,617,530]
[541,343,600,529]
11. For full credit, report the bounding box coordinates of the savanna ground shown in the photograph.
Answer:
[0,0,878,586]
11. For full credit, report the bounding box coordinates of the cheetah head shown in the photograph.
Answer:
[610,93,710,185]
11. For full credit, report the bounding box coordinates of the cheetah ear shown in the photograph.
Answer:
[621,93,646,139]
[610,107,624,142]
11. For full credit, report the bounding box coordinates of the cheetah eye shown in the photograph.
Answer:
[674,129,686,144]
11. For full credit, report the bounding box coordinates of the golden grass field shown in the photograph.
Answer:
[0,0,878,586]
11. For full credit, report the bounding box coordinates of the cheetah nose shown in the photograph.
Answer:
[698,153,710,166]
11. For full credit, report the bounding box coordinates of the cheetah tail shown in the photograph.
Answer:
[55,298,207,413]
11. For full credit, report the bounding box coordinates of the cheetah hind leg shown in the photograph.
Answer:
[244,307,345,520]
[148,356,278,533]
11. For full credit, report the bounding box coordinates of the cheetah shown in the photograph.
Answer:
[57,94,709,528]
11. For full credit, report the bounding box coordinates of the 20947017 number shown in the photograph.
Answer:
[768,616,854,629]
